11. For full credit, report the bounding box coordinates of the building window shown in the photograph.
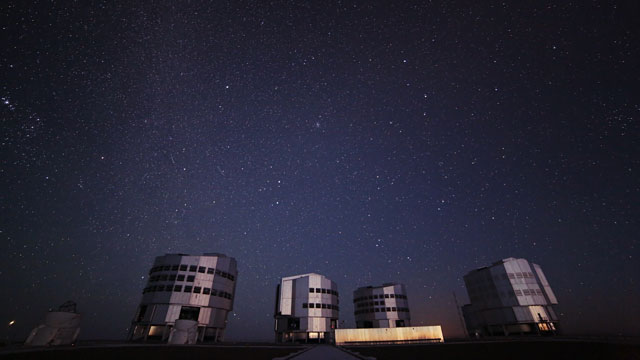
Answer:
[187,275,195,282]
[386,307,391,312]
[287,318,300,331]
[392,307,397,311]
[316,288,321,293]
[180,264,188,271]
[302,303,308,308]
[207,268,215,274]
[384,294,389,298]
[171,265,179,271]
[189,265,197,272]
[177,274,185,281]
[321,288,327,294]
[210,289,217,296]
[163,265,171,271]
[315,303,321,308]
[160,275,168,281]
[228,274,235,281]
[215,269,221,275]
[194,286,202,294]
[184,286,193,292]
[174,285,182,292]
[156,285,165,291]
[309,288,314,293]
[178,306,200,321]
[308,303,314,308]
[198,266,206,273]
[321,304,327,309]
[169,274,176,281]
[390,294,395,298]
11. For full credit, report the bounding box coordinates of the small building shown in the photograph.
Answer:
[462,257,559,337]
[334,326,443,345]
[25,301,81,346]
[274,273,339,343]
[353,283,411,328]
[129,253,237,343]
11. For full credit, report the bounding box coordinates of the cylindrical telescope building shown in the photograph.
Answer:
[274,273,340,343]
[353,283,411,328]
[129,253,237,343]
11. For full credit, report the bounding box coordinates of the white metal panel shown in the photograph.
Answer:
[533,264,558,304]
[280,279,293,315]
[198,307,212,324]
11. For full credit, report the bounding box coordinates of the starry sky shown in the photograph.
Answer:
[2,1,639,341]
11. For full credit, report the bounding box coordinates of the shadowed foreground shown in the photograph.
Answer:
[345,339,640,360]
[0,344,305,360]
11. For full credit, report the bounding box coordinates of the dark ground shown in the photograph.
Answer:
[345,339,640,360]
[2,340,639,360]
[0,343,306,360]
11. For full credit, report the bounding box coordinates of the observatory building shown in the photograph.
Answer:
[274,273,340,343]
[338,283,443,345]
[353,283,411,328]
[25,301,81,346]
[461,257,559,337]
[129,253,237,343]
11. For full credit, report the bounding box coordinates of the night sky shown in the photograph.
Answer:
[2,1,638,341]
